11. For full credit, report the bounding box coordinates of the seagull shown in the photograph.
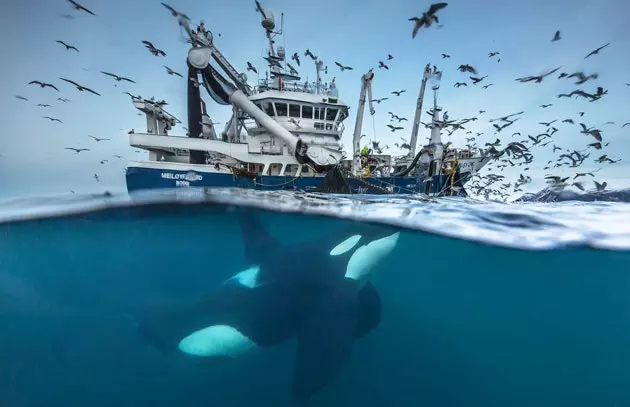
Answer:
[246,62,257,74]
[15,95,28,101]
[28,81,59,91]
[409,3,448,38]
[43,116,62,123]
[160,2,190,20]
[67,0,95,15]
[89,136,110,142]
[551,30,561,42]
[304,49,317,60]
[584,43,610,59]
[56,40,79,52]
[567,71,599,85]
[470,75,488,84]
[457,64,477,74]
[65,147,90,153]
[291,52,300,66]
[163,66,183,77]
[391,90,406,96]
[335,61,353,71]
[142,41,166,57]
[101,71,136,84]
[57,98,71,102]
[37,104,52,107]
[59,77,101,96]
[378,61,389,70]
[515,66,561,83]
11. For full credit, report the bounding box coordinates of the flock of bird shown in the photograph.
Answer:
[9,1,628,200]
[276,2,625,201]
[12,0,189,187]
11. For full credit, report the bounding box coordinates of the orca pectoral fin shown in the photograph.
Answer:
[292,278,375,400]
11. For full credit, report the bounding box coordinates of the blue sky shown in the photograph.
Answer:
[1,0,628,199]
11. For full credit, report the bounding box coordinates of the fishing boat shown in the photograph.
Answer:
[125,2,491,196]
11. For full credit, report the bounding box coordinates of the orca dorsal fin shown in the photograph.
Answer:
[237,209,282,267]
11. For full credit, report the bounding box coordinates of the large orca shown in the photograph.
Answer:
[136,209,400,400]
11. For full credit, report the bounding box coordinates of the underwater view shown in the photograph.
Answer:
[1,189,630,406]
[2,0,630,405]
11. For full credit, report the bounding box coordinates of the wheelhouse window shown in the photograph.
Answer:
[314,122,325,130]
[261,102,274,116]
[338,109,348,122]
[314,107,322,120]
[275,103,288,116]
[325,108,338,121]
[289,104,301,118]
[302,105,313,119]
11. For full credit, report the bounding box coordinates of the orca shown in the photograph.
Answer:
[135,209,400,400]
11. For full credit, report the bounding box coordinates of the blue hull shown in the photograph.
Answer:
[126,166,424,194]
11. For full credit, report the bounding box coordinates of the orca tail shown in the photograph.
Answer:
[292,279,381,400]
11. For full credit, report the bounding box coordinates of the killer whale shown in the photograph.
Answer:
[136,209,400,400]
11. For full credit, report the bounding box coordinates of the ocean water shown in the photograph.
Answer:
[1,188,630,407]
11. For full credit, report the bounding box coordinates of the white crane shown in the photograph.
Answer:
[351,70,375,176]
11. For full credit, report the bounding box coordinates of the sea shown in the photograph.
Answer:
[1,187,630,407]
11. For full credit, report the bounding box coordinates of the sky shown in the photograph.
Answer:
[1,0,629,199]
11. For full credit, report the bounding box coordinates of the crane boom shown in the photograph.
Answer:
[179,16,252,96]
[351,71,375,176]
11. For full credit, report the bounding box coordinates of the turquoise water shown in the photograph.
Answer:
[1,188,630,406]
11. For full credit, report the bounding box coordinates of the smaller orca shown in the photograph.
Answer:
[136,209,400,400]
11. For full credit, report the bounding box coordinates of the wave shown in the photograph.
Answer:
[515,187,630,203]
[1,187,630,250]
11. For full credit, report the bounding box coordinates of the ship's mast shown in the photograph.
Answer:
[408,64,432,158]
[315,60,324,95]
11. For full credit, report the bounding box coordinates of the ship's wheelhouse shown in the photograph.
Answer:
[252,99,349,132]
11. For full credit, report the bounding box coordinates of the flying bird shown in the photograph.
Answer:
[101,71,136,84]
[142,41,166,56]
[551,30,561,42]
[457,64,477,74]
[409,3,448,38]
[43,116,63,123]
[584,43,610,59]
[57,98,71,102]
[391,90,406,96]
[304,49,317,60]
[59,77,101,96]
[56,40,79,52]
[28,81,59,91]
[515,66,561,83]
[15,95,28,101]
[470,75,488,84]
[89,136,110,142]
[291,52,300,66]
[246,62,257,74]
[37,104,52,107]
[161,2,190,20]
[67,0,95,15]
[65,147,90,153]
[335,62,353,71]
[378,61,389,70]
[163,66,183,77]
